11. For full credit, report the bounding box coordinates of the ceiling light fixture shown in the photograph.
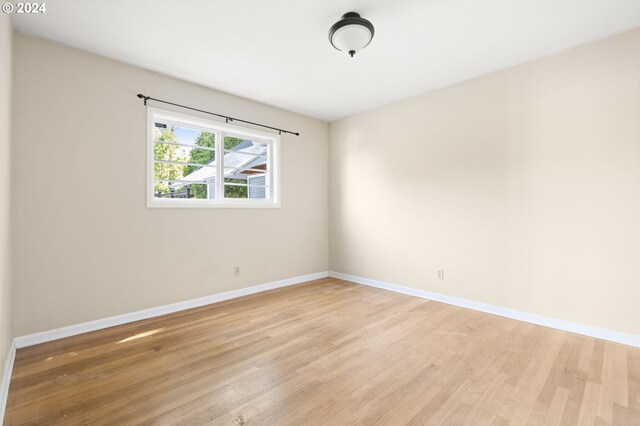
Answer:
[328,12,375,58]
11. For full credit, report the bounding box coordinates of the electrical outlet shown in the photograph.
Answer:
[234,266,240,276]
[437,269,445,280]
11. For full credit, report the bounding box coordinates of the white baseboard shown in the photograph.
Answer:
[329,271,640,348]
[14,271,329,349]
[0,339,16,423]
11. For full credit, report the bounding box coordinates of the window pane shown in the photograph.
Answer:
[154,182,209,199]
[224,136,267,155]
[223,137,269,201]
[224,178,248,199]
[224,186,248,199]
[223,138,268,168]
[153,147,216,163]
[248,174,268,199]
[153,122,217,200]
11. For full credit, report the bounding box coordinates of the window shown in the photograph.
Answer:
[147,108,280,208]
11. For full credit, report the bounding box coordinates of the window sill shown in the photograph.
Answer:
[147,199,281,209]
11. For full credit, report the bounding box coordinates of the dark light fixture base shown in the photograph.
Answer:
[342,12,362,19]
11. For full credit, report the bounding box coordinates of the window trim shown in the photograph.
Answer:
[147,107,281,208]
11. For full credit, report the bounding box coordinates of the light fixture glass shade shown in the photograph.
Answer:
[329,12,375,57]
[331,25,373,55]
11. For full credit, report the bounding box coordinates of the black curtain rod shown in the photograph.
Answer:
[136,94,300,136]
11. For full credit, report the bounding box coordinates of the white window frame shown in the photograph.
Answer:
[147,107,281,208]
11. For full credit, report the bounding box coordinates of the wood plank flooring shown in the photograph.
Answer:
[4,278,640,425]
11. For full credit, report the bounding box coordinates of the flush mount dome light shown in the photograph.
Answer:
[329,12,375,57]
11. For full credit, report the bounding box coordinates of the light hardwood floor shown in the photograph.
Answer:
[4,278,640,425]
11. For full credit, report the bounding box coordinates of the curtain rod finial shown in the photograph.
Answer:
[137,94,150,105]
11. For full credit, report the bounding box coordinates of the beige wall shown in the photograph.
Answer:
[10,28,640,338]
[0,15,12,366]
[11,35,329,336]
[330,28,640,335]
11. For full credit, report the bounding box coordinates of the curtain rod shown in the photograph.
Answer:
[136,94,300,136]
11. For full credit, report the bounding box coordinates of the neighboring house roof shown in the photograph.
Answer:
[170,140,267,188]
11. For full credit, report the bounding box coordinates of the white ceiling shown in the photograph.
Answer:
[12,0,640,121]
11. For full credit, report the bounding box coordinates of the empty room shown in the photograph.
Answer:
[0,0,639,424]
